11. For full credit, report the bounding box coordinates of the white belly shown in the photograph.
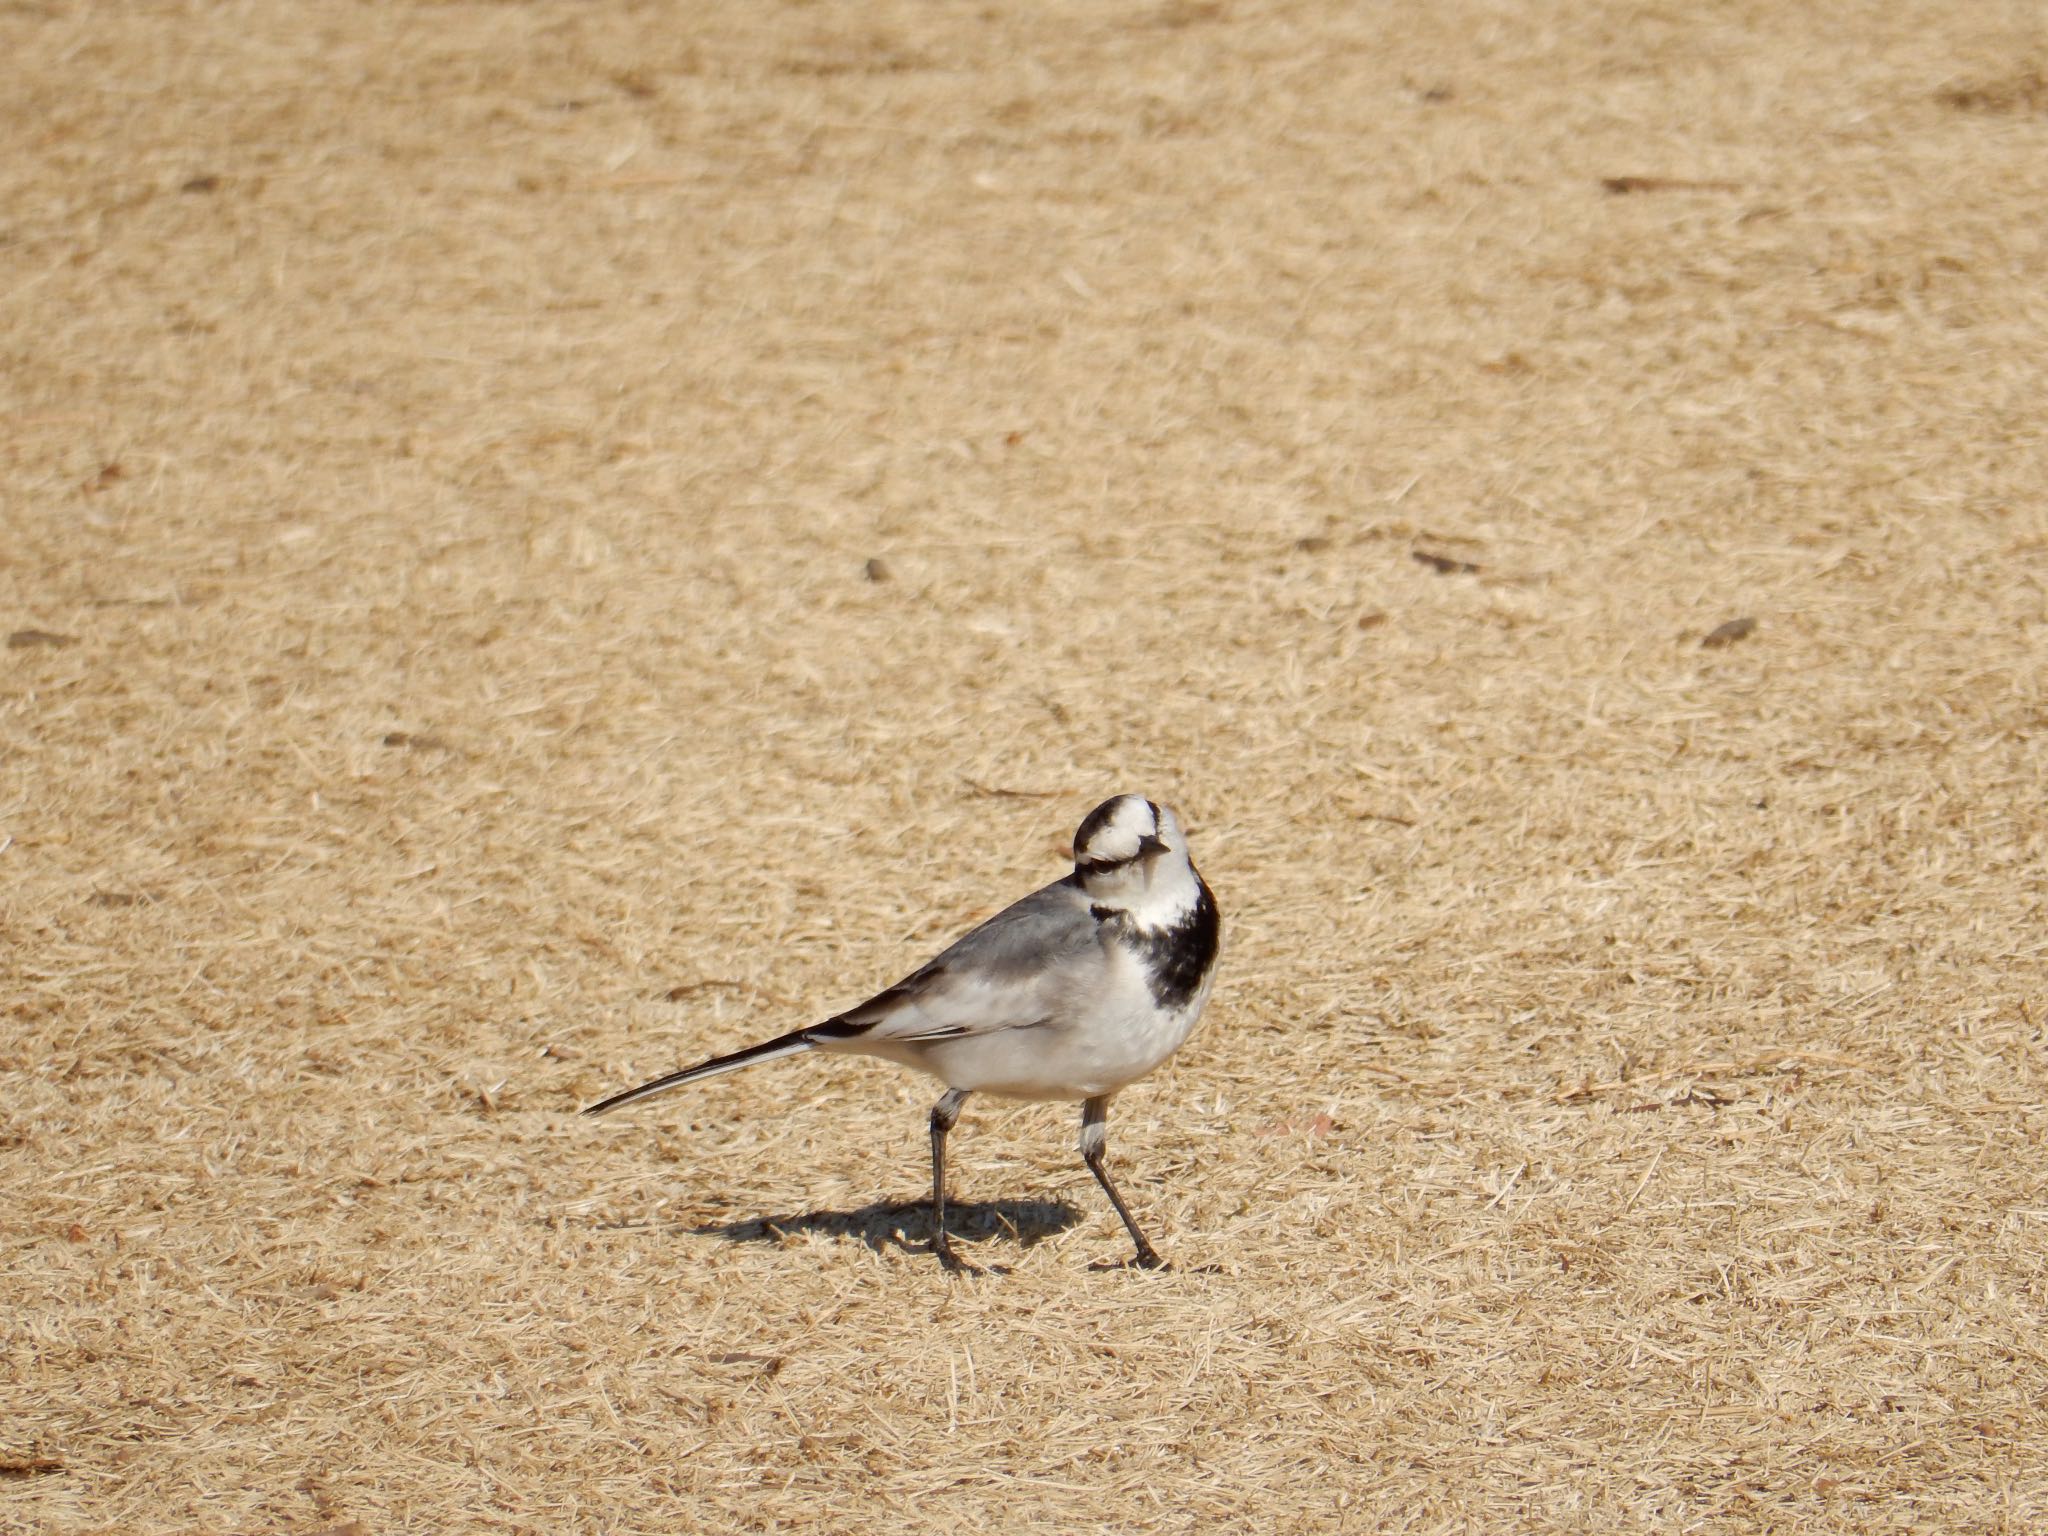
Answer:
[859,947,1216,1102]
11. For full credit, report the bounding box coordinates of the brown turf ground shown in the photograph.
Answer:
[4,1,2046,1531]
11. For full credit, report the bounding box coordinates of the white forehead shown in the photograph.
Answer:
[1074,795,1192,865]
[1074,794,1156,858]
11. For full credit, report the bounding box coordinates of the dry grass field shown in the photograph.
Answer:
[5,0,2046,1531]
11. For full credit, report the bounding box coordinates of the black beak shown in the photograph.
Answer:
[1138,833,1170,858]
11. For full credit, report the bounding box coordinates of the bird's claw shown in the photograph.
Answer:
[1088,1249,1170,1273]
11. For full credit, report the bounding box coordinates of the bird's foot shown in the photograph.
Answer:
[1090,1247,1169,1272]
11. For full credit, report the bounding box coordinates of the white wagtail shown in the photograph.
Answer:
[585,794,1221,1271]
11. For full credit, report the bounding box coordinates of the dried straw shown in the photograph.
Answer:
[3,2,2044,1532]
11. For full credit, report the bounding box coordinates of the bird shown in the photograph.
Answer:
[584,793,1222,1272]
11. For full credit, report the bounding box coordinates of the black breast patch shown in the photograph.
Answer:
[1118,875,1220,1011]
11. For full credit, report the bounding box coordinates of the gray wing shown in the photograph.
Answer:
[820,876,1101,1044]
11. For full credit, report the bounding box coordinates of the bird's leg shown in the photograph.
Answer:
[1081,1096,1165,1270]
[929,1088,974,1273]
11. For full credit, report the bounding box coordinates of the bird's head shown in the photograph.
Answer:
[1072,794,1201,926]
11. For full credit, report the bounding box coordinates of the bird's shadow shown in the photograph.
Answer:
[688,1196,1083,1261]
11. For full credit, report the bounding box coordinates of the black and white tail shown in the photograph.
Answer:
[582,1028,818,1116]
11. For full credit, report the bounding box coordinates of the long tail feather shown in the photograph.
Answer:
[582,1028,817,1115]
